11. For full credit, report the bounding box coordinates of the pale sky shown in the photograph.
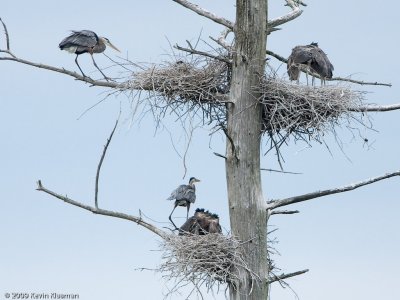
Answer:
[1,1,400,299]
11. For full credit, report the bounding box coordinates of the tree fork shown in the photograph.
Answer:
[226,0,268,299]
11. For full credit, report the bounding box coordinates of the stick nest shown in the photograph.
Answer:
[159,233,270,295]
[259,79,366,141]
[128,58,368,148]
[130,59,229,104]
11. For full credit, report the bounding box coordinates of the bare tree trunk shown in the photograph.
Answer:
[226,0,268,299]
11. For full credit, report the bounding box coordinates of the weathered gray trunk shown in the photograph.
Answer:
[226,0,268,299]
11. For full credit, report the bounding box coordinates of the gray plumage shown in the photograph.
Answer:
[287,42,334,85]
[59,30,102,54]
[59,30,120,80]
[167,177,200,223]
[179,208,222,236]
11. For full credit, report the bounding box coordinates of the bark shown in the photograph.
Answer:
[226,0,268,299]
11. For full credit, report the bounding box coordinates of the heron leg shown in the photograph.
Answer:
[168,203,178,223]
[75,55,87,78]
[186,203,191,220]
[168,203,180,230]
[90,54,110,81]
[305,71,309,86]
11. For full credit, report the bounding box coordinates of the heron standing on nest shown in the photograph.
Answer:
[59,30,120,80]
[287,42,334,85]
[167,177,200,223]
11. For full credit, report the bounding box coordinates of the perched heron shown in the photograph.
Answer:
[287,42,334,85]
[167,177,200,223]
[59,30,120,80]
[179,208,222,235]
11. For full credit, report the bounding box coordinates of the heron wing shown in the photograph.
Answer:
[179,216,198,235]
[311,48,334,78]
[59,30,98,50]
[287,46,314,80]
[167,184,196,203]
[288,46,313,64]
[208,220,222,234]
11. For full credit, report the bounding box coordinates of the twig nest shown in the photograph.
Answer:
[130,59,229,104]
[159,234,261,294]
[260,79,365,137]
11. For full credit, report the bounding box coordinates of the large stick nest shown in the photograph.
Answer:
[128,57,368,147]
[159,233,274,296]
[259,79,366,143]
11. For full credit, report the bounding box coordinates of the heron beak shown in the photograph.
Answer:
[107,41,121,52]
[195,178,201,183]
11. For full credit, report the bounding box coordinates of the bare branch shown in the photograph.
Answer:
[174,42,231,64]
[266,50,287,63]
[213,152,227,159]
[270,210,299,215]
[209,29,232,51]
[268,269,309,284]
[36,180,168,239]
[268,170,400,209]
[268,7,303,30]
[349,103,400,112]
[0,17,10,51]
[0,55,122,88]
[261,168,302,175]
[95,118,119,208]
[172,0,234,29]
[329,77,392,87]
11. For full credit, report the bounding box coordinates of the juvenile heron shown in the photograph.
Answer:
[167,177,200,223]
[179,208,222,235]
[287,42,334,85]
[59,30,120,80]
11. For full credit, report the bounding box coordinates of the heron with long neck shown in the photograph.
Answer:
[167,177,200,224]
[59,30,120,80]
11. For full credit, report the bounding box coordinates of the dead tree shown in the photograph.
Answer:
[1,1,400,299]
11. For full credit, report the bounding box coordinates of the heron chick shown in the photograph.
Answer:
[179,208,222,235]
[167,177,200,223]
[59,30,120,80]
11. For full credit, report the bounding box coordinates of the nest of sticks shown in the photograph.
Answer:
[159,233,272,296]
[131,59,229,103]
[128,57,367,147]
[128,58,229,125]
[260,78,366,144]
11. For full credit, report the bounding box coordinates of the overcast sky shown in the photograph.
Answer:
[1,1,400,299]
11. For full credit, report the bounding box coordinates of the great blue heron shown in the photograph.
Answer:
[179,208,222,235]
[59,30,120,80]
[167,177,200,223]
[287,42,334,85]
